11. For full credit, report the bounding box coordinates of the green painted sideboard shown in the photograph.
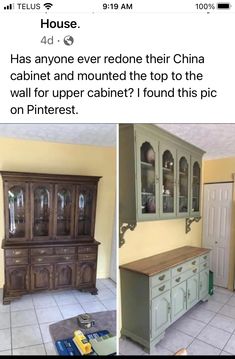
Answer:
[120,246,210,354]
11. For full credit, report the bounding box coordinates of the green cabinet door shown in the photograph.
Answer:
[187,274,199,309]
[160,143,177,219]
[172,281,187,322]
[199,269,209,300]
[190,157,202,217]
[136,132,159,221]
[151,290,171,339]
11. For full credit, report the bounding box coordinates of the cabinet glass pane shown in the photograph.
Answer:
[140,142,156,214]
[162,150,174,213]
[179,157,189,213]
[192,162,200,212]
[8,186,25,238]
[33,187,50,236]
[77,191,93,236]
[57,188,72,236]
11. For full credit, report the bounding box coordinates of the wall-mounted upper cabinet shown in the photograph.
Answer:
[119,124,205,225]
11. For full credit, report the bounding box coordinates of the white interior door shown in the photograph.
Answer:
[202,183,232,288]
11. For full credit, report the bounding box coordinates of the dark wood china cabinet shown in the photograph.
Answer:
[1,171,101,304]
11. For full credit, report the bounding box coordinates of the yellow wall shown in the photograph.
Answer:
[0,137,116,287]
[120,219,202,266]
[204,156,235,183]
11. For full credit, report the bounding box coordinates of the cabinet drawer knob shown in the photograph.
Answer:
[192,260,196,265]
[175,277,181,283]
[14,251,21,255]
[40,250,45,254]
[193,268,197,273]
[203,263,207,267]
[177,267,183,272]
[203,256,207,260]
[65,256,71,260]
[37,258,43,262]
[159,285,165,292]
[159,274,165,281]
[15,259,20,263]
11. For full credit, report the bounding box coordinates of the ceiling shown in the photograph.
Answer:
[157,124,235,160]
[0,124,116,147]
[0,123,234,159]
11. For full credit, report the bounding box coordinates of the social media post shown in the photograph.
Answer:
[0,0,234,123]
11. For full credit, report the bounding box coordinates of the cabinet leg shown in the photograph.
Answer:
[3,299,11,305]
[91,288,98,295]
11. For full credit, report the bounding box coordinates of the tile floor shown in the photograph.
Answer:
[119,286,235,356]
[0,278,116,356]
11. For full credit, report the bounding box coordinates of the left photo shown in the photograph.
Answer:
[0,123,117,356]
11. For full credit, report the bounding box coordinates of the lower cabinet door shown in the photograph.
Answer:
[187,274,199,310]
[77,261,97,289]
[31,265,53,291]
[55,263,75,289]
[171,281,187,322]
[5,266,29,293]
[199,268,209,300]
[151,290,171,339]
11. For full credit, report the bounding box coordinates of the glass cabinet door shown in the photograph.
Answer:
[137,136,159,220]
[32,184,53,239]
[7,183,28,240]
[178,155,189,216]
[191,160,201,215]
[54,184,75,238]
[161,148,176,216]
[76,185,97,240]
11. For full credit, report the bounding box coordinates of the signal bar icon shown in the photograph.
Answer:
[4,3,14,10]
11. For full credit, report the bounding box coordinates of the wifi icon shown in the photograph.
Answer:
[43,3,53,10]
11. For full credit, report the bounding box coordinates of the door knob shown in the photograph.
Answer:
[215,241,218,244]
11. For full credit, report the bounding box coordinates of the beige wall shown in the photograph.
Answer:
[0,137,116,287]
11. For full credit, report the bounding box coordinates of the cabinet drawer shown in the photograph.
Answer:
[6,257,28,265]
[189,257,199,267]
[151,270,170,287]
[31,255,76,264]
[5,249,28,257]
[31,248,53,256]
[55,247,76,255]
[200,260,209,271]
[172,267,199,287]
[151,281,171,298]
[78,253,97,261]
[172,262,189,277]
[78,246,97,254]
[200,253,209,264]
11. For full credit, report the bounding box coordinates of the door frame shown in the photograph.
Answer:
[202,181,233,289]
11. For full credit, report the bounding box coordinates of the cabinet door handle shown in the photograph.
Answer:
[193,268,197,273]
[159,285,165,292]
[15,259,20,263]
[65,256,71,260]
[40,250,45,254]
[37,258,43,262]
[168,304,171,313]
[156,176,159,183]
[188,290,191,298]
[192,260,196,265]
[177,267,183,272]
[199,282,202,289]
[159,274,165,281]
[175,277,181,283]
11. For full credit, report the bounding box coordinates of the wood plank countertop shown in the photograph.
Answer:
[120,246,210,276]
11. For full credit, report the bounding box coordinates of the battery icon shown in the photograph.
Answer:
[217,3,231,8]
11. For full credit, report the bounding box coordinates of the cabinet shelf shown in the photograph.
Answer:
[141,161,154,167]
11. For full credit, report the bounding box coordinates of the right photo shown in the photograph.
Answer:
[119,123,235,356]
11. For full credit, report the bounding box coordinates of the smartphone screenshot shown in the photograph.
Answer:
[0,0,234,356]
